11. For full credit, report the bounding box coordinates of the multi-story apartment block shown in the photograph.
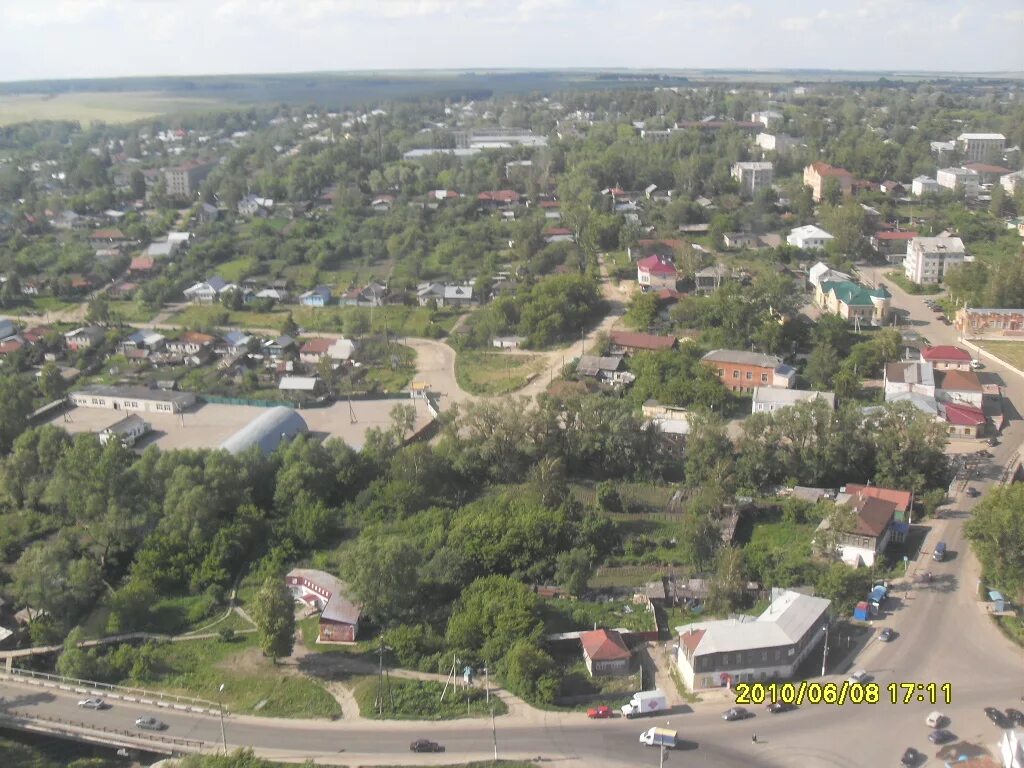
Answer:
[731,161,774,196]
[755,133,800,153]
[936,167,979,198]
[803,162,853,202]
[164,160,216,200]
[903,236,968,285]
[956,133,1005,163]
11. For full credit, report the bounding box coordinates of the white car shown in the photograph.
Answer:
[77,698,106,710]
[970,359,983,370]
[847,669,871,685]
[135,716,167,731]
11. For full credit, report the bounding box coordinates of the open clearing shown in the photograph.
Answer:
[45,397,434,451]
[0,91,228,126]
[976,340,1024,371]
[455,351,546,395]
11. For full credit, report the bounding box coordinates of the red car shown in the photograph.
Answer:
[587,705,612,719]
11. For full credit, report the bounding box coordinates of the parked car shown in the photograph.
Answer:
[410,739,444,753]
[1005,708,1024,726]
[988,437,999,447]
[766,701,797,714]
[722,706,753,721]
[77,698,107,710]
[966,487,980,497]
[928,729,955,744]
[135,716,166,731]
[901,746,923,766]
[847,669,871,684]
[926,711,947,728]
[587,705,612,719]
[879,628,896,642]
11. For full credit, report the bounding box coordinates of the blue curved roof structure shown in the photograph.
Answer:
[220,406,309,455]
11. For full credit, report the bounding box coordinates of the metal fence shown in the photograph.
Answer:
[0,710,206,754]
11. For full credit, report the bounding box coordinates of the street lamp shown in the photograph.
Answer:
[820,624,830,677]
[218,683,227,755]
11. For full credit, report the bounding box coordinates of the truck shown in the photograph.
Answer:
[639,727,677,748]
[621,690,668,719]
[869,584,888,609]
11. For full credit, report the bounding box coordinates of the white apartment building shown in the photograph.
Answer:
[936,167,979,198]
[755,133,800,153]
[903,236,968,285]
[957,132,1005,163]
[750,110,784,128]
[911,176,940,197]
[731,162,774,196]
[1001,170,1024,195]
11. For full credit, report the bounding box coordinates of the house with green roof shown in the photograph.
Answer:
[815,280,892,327]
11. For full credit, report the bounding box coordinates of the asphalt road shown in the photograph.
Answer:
[2,270,1023,766]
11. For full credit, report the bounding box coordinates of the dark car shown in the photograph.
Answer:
[1005,708,1024,726]
[410,739,445,753]
[966,487,981,497]
[988,437,999,447]
[134,716,166,731]
[986,707,1011,727]
[766,701,797,714]
[879,628,896,642]
[901,747,923,766]
[722,706,753,721]
[928,729,955,744]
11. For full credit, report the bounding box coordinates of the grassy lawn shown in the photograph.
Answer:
[540,598,656,634]
[553,660,639,707]
[455,351,546,395]
[294,305,461,337]
[884,270,943,295]
[108,300,158,324]
[169,304,287,331]
[351,675,506,720]
[216,257,255,283]
[570,481,676,512]
[976,341,1024,371]
[0,296,81,317]
[126,635,341,719]
[993,614,1024,648]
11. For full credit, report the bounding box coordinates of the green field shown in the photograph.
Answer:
[976,341,1024,372]
[455,351,546,395]
[0,92,228,126]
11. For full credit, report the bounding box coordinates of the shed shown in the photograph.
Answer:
[988,590,1005,612]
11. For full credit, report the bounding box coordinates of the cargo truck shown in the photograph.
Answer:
[639,726,677,748]
[621,690,668,719]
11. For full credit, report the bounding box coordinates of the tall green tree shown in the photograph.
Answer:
[251,574,295,663]
[965,485,1024,600]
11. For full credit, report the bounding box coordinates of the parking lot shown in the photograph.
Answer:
[45,397,435,452]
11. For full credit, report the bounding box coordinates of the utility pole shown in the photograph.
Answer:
[217,683,227,755]
[820,624,830,677]
[491,706,498,761]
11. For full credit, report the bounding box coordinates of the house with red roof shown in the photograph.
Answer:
[637,255,677,290]
[922,345,972,371]
[935,369,983,408]
[477,190,520,208]
[579,629,632,676]
[842,484,913,521]
[543,227,575,244]
[286,568,360,643]
[871,230,918,263]
[88,228,127,243]
[610,330,678,353]
[943,401,987,438]
[803,162,853,202]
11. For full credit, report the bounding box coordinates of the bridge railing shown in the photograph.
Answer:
[0,709,207,753]
[0,667,223,714]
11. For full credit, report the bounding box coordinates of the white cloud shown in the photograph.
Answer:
[779,16,814,32]
[949,8,970,31]
[5,0,110,26]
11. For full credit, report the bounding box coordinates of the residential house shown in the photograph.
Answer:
[264,335,297,358]
[88,228,128,245]
[751,110,784,128]
[118,329,165,354]
[879,181,905,195]
[299,285,333,307]
[580,629,632,677]
[903,236,968,285]
[339,283,388,307]
[477,190,520,208]
[935,369,983,408]
[99,414,151,447]
[609,331,678,354]
[542,227,574,244]
[694,264,732,294]
[1000,170,1024,195]
[279,376,323,394]
[0,337,25,357]
[921,345,973,371]
[871,231,918,264]
[299,338,335,365]
[576,354,634,386]
[675,590,830,690]
[942,401,987,438]
[751,388,835,414]
[826,493,896,567]
[815,280,892,327]
[183,276,230,303]
[884,361,936,400]
[803,162,853,202]
[755,133,800,153]
[956,132,1005,163]
[64,325,106,352]
[255,287,289,303]
[0,318,15,340]
[370,194,395,212]
[964,162,1012,185]
[416,282,446,306]
[787,225,834,251]
[731,161,774,196]
[165,331,216,356]
[238,194,273,217]
[443,284,475,308]
[218,330,252,356]
[955,307,1024,337]
[198,202,221,223]
[722,232,760,250]
[492,336,526,350]
[702,349,796,392]
[842,484,913,526]
[636,255,677,290]
[327,338,357,362]
[285,568,360,643]
[128,256,157,276]
[807,261,852,291]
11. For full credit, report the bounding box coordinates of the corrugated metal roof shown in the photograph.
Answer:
[220,406,308,455]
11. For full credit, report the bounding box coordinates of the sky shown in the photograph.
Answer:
[1,0,1023,82]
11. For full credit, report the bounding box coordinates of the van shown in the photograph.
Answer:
[933,542,947,562]
[926,711,947,728]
